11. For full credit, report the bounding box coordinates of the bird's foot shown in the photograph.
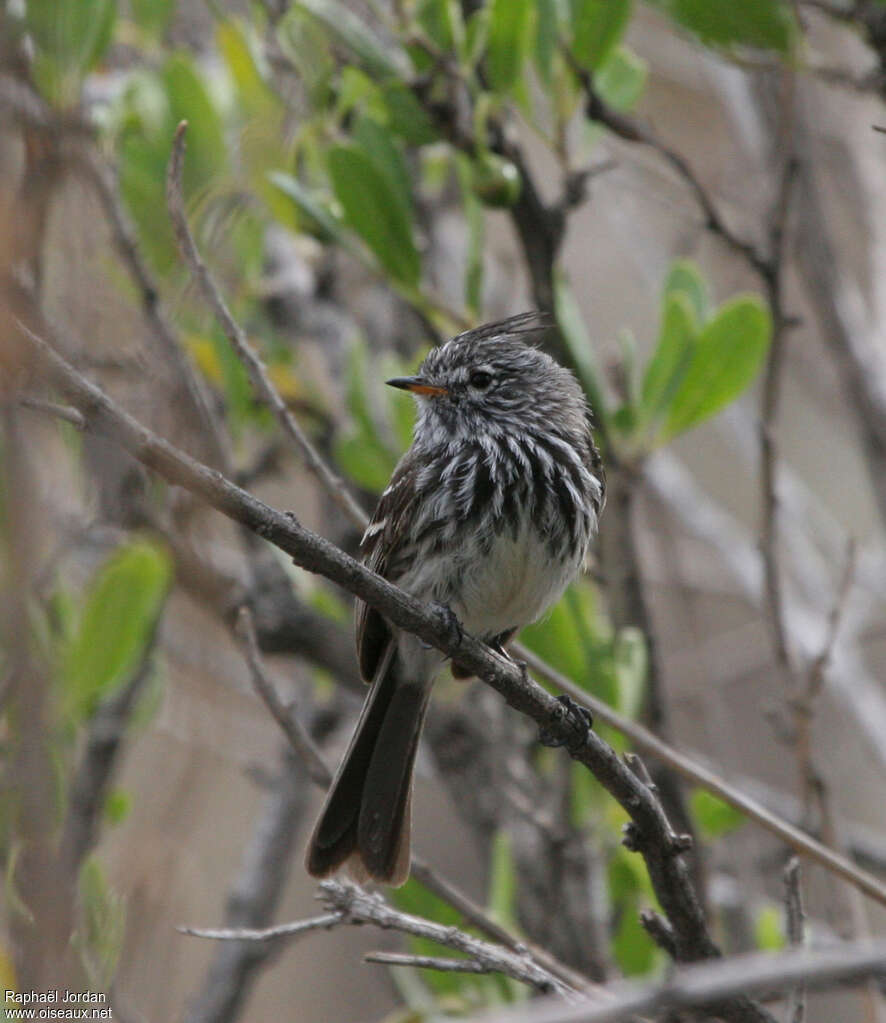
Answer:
[538,694,594,752]
[428,602,463,651]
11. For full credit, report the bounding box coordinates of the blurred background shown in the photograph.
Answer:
[2,0,886,1020]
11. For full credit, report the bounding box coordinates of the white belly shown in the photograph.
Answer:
[450,520,578,640]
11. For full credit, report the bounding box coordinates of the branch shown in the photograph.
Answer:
[179,912,342,943]
[166,122,367,530]
[561,47,768,276]
[480,940,886,1023]
[320,881,573,997]
[514,643,886,912]
[235,606,332,788]
[17,319,780,1022]
[783,859,807,1023]
[363,951,491,974]
[182,881,573,997]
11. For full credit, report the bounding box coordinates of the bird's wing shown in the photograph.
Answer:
[355,454,419,683]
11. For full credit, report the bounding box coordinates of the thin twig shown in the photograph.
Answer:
[784,858,807,1023]
[320,881,574,997]
[19,395,85,429]
[478,940,886,1023]
[235,606,332,788]
[561,44,768,276]
[364,951,492,974]
[165,121,367,530]
[179,912,343,942]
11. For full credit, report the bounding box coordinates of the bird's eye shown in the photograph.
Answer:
[469,370,493,390]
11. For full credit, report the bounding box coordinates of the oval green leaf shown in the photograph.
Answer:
[63,540,172,719]
[662,295,771,439]
[327,143,421,285]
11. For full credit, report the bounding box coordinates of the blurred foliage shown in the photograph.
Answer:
[4,0,809,1006]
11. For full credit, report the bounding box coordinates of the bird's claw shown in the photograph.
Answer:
[428,602,463,650]
[538,694,594,752]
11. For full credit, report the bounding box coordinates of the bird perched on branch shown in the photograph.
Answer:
[305,312,605,885]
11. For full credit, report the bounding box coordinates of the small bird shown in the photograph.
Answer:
[305,313,605,885]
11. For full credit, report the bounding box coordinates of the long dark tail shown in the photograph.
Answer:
[305,644,431,886]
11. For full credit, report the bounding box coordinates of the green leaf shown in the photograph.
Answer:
[456,154,485,316]
[755,904,786,951]
[268,171,346,244]
[570,0,632,70]
[690,788,746,840]
[163,56,227,190]
[352,116,413,221]
[663,259,710,325]
[327,143,421,285]
[334,433,398,493]
[292,0,409,79]
[662,295,771,439]
[27,0,117,104]
[380,82,438,145]
[614,626,647,720]
[487,830,518,928]
[647,0,797,53]
[103,788,132,826]
[63,540,171,719]
[641,292,697,426]
[553,271,609,424]
[76,857,126,989]
[487,0,533,92]
[533,0,562,82]
[276,8,335,107]
[130,0,175,39]
[608,844,654,903]
[594,45,647,112]
[612,904,658,976]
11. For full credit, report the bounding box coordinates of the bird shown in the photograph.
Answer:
[305,312,605,885]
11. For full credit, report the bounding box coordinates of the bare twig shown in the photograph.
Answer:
[783,859,807,1023]
[235,606,332,788]
[320,881,574,997]
[478,940,886,1023]
[561,46,768,275]
[19,395,85,429]
[179,912,343,943]
[364,950,490,973]
[166,122,367,530]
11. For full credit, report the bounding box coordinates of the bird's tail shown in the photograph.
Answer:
[305,644,431,886]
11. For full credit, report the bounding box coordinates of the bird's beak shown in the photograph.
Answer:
[386,376,449,397]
